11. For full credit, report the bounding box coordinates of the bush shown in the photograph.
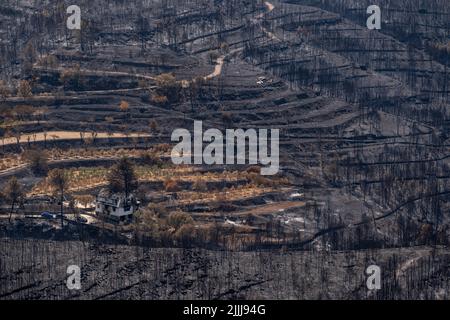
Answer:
[18,80,32,97]
[119,100,130,112]
[151,94,168,105]
[141,152,163,167]
[247,172,274,187]
[22,149,48,176]
[167,211,193,230]
[192,179,207,191]
[175,223,195,241]
[154,73,181,104]
[148,203,169,218]
[135,209,160,233]
[164,178,179,192]
[74,194,95,208]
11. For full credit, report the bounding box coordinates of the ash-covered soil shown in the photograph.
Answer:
[1,239,449,300]
[0,0,449,299]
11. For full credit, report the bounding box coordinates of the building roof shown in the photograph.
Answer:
[96,188,135,208]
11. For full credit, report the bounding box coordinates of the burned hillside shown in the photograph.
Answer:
[0,0,449,300]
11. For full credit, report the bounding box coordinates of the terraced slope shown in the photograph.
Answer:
[0,0,449,299]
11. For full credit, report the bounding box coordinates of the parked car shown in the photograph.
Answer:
[41,212,55,219]
[76,216,88,224]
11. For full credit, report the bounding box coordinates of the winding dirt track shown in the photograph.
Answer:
[204,48,244,80]
[7,2,275,102]
[395,250,430,280]
[203,1,276,80]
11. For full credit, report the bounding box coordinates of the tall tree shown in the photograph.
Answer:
[108,157,138,198]
[23,148,48,175]
[0,80,11,100]
[21,41,37,72]
[49,169,68,228]
[4,177,23,223]
[135,15,150,53]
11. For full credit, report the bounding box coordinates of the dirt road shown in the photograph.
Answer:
[2,131,150,146]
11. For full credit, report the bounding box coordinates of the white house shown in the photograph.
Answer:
[95,189,139,221]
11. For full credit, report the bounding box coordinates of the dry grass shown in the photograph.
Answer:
[175,184,276,205]
[0,147,167,173]
[29,165,244,196]
[0,154,23,171]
